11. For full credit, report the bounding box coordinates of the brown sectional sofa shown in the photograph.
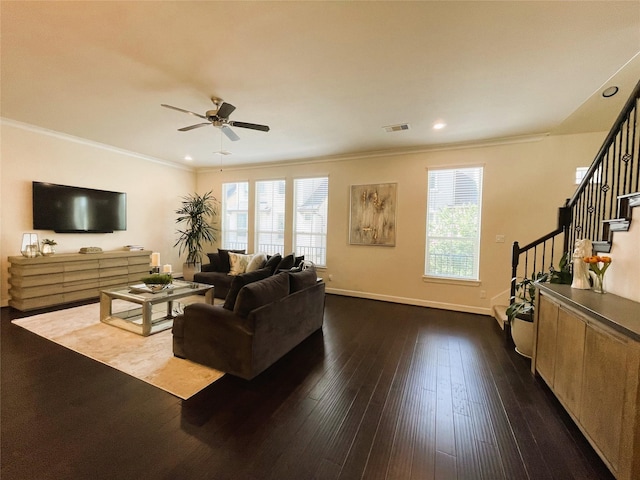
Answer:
[173,267,325,380]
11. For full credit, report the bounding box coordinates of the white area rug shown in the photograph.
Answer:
[12,299,225,399]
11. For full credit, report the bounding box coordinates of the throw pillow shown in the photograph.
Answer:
[229,252,254,276]
[264,253,282,274]
[289,265,317,293]
[223,267,272,311]
[218,248,246,273]
[246,252,267,273]
[294,255,305,267]
[275,253,295,272]
[234,272,290,318]
[206,253,221,271]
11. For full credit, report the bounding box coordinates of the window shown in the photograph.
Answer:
[425,166,483,280]
[575,166,601,185]
[255,179,286,255]
[221,182,249,250]
[293,177,328,266]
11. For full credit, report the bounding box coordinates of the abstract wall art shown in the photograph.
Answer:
[349,183,397,246]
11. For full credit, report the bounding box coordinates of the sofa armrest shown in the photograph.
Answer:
[174,302,256,377]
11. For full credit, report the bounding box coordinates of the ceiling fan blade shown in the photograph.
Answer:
[178,123,211,131]
[229,121,270,132]
[161,104,207,120]
[216,102,236,120]
[220,125,240,141]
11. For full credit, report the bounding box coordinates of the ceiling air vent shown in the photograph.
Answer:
[383,123,410,133]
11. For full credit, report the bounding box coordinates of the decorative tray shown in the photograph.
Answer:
[128,283,173,294]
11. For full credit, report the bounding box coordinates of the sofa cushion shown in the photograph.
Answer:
[218,248,246,273]
[223,267,272,311]
[229,252,254,276]
[246,252,267,273]
[234,272,290,318]
[205,253,221,271]
[264,253,282,274]
[288,266,317,293]
[276,253,295,271]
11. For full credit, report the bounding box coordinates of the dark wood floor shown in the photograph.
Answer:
[2,295,614,480]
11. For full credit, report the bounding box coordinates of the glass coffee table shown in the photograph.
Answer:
[100,281,214,336]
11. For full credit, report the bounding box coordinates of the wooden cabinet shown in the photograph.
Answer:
[532,285,640,480]
[535,295,559,384]
[554,306,585,418]
[8,250,152,311]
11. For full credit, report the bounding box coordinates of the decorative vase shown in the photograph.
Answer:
[20,233,39,258]
[590,271,606,294]
[182,262,201,282]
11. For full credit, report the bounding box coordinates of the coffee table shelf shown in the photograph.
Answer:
[100,281,213,336]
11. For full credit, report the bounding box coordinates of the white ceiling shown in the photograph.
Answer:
[2,1,639,169]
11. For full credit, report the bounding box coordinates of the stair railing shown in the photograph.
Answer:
[511,79,640,302]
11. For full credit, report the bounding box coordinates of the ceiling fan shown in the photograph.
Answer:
[161,97,270,141]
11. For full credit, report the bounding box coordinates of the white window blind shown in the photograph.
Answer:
[425,166,483,280]
[222,182,249,250]
[293,177,328,266]
[255,179,286,255]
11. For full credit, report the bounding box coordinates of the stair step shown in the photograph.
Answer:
[620,191,640,208]
[493,304,509,329]
[592,241,612,253]
[603,218,631,232]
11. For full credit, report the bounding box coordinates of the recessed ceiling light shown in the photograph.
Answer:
[602,86,619,98]
[184,155,193,161]
[213,150,232,156]
[433,121,447,130]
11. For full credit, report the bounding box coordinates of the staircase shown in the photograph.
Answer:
[498,79,640,331]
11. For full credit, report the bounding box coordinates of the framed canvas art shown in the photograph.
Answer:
[349,183,397,246]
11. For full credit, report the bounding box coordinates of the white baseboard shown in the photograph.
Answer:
[324,287,492,316]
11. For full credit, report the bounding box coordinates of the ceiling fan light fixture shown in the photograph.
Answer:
[602,86,619,98]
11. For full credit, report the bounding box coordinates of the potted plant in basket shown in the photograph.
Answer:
[174,191,219,281]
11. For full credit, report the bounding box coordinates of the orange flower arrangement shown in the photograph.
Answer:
[583,255,612,293]
[582,255,612,274]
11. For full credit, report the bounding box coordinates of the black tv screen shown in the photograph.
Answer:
[32,182,126,233]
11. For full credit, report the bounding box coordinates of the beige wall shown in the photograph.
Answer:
[4,120,634,313]
[1,121,196,307]
[197,132,611,314]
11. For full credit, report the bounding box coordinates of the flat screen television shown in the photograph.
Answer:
[32,182,126,233]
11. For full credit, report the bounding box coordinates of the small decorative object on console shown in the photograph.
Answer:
[20,233,40,258]
[41,239,57,256]
[79,247,103,254]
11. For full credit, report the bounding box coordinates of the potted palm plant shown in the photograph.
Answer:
[174,191,219,281]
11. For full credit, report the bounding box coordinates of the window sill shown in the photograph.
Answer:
[422,276,481,287]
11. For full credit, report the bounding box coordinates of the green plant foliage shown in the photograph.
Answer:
[174,191,219,264]
[141,273,173,285]
[506,272,548,323]
[549,252,573,284]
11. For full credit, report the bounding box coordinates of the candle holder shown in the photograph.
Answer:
[20,233,40,258]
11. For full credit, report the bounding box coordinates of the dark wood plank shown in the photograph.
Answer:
[1,295,615,480]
